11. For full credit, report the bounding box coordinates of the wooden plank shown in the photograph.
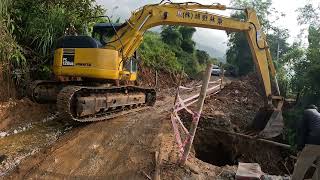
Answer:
[210,127,291,149]
[180,64,213,165]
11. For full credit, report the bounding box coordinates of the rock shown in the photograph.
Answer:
[13,130,18,134]
[0,132,7,137]
[186,162,200,174]
[0,154,7,163]
[236,163,263,180]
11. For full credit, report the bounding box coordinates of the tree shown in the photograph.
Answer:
[226,29,253,75]
[292,3,320,105]
[160,25,201,76]
[160,26,182,47]
[196,50,210,64]
[139,31,180,73]
[179,26,196,52]
[226,0,287,75]
[282,3,320,147]
[0,0,105,97]
[267,28,290,60]
[297,3,320,28]
[301,26,320,99]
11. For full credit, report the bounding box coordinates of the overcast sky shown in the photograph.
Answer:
[96,0,318,54]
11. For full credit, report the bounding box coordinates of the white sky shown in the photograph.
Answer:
[96,0,318,53]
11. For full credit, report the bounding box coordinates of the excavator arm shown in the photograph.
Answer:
[105,2,284,137]
[106,2,278,101]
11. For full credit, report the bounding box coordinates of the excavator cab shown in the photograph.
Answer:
[92,23,124,46]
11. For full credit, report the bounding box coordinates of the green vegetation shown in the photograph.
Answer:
[0,0,104,97]
[139,31,181,73]
[226,0,320,147]
[283,4,320,142]
[140,25,218,76]
[227,0,289,76]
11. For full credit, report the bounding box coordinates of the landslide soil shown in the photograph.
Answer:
[185,74,293,175]
[0,98,51,131]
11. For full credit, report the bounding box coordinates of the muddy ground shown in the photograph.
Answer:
[182,75,294,175]
[2,92,224,179]
[0,98,76,176]
[0,74,294,179]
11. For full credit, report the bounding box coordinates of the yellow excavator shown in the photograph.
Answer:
[29,2,284,138]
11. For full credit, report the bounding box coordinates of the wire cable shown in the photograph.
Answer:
[106,15,125,61]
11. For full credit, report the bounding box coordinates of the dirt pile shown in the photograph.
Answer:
[180,74,293,175]
[202,74,264,131]
[138,66,188,97]
[0,98,51,131]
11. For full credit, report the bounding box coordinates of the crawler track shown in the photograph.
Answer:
[57,85,156,122]
[29,81,156,122]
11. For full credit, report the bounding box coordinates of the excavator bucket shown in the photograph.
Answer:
[249,107,284,139]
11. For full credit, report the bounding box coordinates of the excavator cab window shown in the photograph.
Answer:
[124,52,138,73]
[130,59,137,72]
[92,23,123,46]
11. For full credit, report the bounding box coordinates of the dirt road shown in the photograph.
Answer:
[3,76,234,179]
[6,95,175,179]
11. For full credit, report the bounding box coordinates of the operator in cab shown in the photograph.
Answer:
[292,104,320,179]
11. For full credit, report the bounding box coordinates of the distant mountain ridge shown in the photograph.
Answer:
[196,43,226,63]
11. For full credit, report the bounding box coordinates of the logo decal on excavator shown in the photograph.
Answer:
[62,49,75,66]
[218,17,223,25]
[62,56,74,66]
[210,16,215,22]
[177,10,222,25]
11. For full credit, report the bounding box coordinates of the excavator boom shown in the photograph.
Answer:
[106,3,274,97]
